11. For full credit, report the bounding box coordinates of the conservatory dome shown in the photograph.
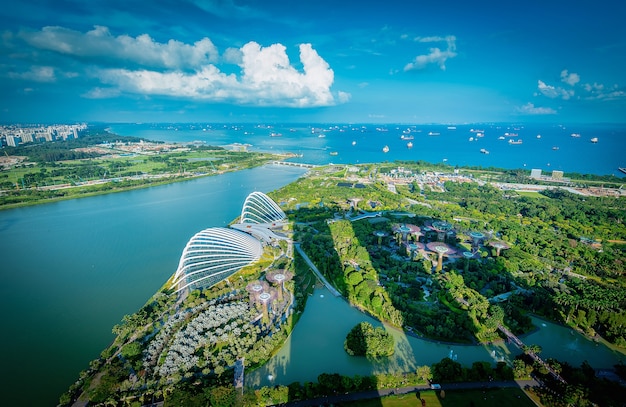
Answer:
[171,227,263,292]
[240,191,286,224]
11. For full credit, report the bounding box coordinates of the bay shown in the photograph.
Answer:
[108,123,626,177]
[0,164,307,407]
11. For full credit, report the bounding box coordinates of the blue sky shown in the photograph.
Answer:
[1,0,625,123]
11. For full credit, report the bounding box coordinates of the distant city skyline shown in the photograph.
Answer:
[1,0,625,124]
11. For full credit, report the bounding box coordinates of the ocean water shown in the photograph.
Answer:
[108,123,626,177]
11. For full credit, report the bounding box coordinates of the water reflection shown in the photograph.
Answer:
[247,287,625,388]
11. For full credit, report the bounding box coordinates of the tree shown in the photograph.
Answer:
[344,322,394,358]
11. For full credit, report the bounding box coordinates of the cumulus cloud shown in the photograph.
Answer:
[582,83,625,100]
[537,80,574,100]
[16,25,343,107]
[404,35,457,71]
[560,69,580,86]
[517,102,557,115]
[20,25,219,70]
[96,42,339,107]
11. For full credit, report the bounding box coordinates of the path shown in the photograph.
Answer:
[294,243,341,297]
[274,379,539,407]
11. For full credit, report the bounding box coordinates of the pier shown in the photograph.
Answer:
[498,325,567,384]
[271,161,318,169]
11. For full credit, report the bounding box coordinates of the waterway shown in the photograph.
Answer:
[0,164,308,407]
[247,287,625,388]
[0,161,623,406]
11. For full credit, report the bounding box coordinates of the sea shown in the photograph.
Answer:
[107,122,626,177]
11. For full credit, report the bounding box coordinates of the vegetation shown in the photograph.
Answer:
[344,321,395,358]
[0,125,289,209]
[58,160,626,406]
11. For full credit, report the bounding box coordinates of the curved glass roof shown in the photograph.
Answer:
[240,191,286,224]
[172,227,263,292]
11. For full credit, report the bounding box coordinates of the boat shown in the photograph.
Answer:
[407,142,413,148]
[498,136,505,140]
[318,134,326,138]
[537,134,541,139]
[470,129,484,133]
[428,132,440,136]
[329,151,338,156]
[400,135,414,140]
[571,133,581,138]
[469,137,474,142]
[447,126,457,130]
[476,132,484,138]
[508,139,523,145]
[480,148,489,154]
[552,146,560,150]
[504,132,518,137]
[590,137,598,143]
[382,145,390,153]
[270,132,282,137]
[351,141,356,146]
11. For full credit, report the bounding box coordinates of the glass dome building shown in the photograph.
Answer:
[171,227,263,292]
[240,191,286,224]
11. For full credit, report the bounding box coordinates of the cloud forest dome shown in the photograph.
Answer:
[240,191,286,224]
[171,227,263,293]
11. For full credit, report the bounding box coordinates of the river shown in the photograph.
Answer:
[0,164,307,407]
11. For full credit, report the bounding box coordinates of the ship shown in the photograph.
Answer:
[400,135,414,140]
[552,146,560,150]
[428,132,440,136]
[351,141,356,146]
[407,142,413,148]
[480,148,489,154]
[329,151,338,156]
[270,132,282,137]
[590,137,598,143]
[571,133,581,138]
[508,139,523,145]
[447,126,457,130]
[537,134,541,139]
[498,136,505,140]
[382,145,390,153]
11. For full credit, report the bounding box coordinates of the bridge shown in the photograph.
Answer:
[498,325,567,385]
[271,161,318,169]
[294,243,342,297]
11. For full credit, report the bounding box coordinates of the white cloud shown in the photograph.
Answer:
[96,42,340,107]
[560,69,580,86]
[517,102,557,115]
[9,66,56,82]
[337,91,351,103]
[583,83,625,100]
[81,87,122,99]
[20,25,219,70]
[404,35,457,71]
[537,80,574,100]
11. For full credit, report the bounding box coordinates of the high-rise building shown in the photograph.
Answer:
[552,170,564,180]
[530,169,542,179]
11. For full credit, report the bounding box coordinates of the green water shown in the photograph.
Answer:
[247,287,625,387]
[0,165,307,407]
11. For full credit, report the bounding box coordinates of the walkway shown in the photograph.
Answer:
[275,379,539,407]
[498,325,567,384]
[294,243,341,297]
[271,161,318,169]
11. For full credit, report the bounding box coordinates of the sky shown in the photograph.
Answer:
[1,0,625,124]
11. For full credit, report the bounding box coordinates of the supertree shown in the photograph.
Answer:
[374,230,388,246]
[266,269,294,302]
[245,280,270,306]
[489,241,510,257]
[426,241,456,272]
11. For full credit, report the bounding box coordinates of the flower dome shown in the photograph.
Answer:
[171,227,263,292]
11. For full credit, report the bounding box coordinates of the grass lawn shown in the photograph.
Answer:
[338,388,536,407]
[515,191,549,199]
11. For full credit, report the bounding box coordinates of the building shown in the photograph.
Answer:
[552,170,564,180]
[530,169,542,179]
[171,191,288,293]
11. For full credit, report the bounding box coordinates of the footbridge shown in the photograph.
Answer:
[498,325,567,384]
[271,161,318,169]
[294,243,342,297]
